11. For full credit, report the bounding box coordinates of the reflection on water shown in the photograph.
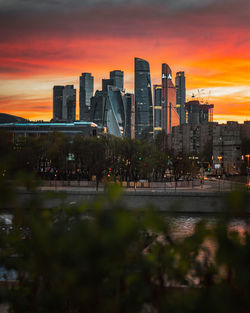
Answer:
[167,215,250,240]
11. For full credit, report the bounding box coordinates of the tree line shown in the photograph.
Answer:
[0,131,203,188]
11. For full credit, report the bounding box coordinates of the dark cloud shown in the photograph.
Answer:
[0,0,249,45]
[0,0,243,12]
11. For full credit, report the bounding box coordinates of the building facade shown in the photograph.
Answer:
[110,70,124,90]
[175,71,186,125]
[0,121,103,140]
[90,86,126,137]
[185,100,214,125]
[153,85,162,135]
[53,86,64,121]
[213,122,242,174]
[79,73,94,121]
[134,57,153,139]
[62,85,76,122]
[162,64,179,134]
[125,93,135,139]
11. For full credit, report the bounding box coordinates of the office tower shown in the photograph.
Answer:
[79,73,94,121]
[153,85,162,135]
[90,87,126,137]
[175,71,186,125]
[102,79,114,93]
[53,86,64,120]
[125,93,135,139]
[62,85,76,122]
[110,70,124,90]
[134,57,153,139]
[162,63,178,134]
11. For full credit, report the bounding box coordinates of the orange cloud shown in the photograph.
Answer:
[0,0,249,122]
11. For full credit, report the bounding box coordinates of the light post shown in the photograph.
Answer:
[245,154,250,171]
[217,156,223,191]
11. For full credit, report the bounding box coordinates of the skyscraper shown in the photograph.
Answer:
[153,85,162,135]
[162,63,179,134]
[125,93,135,139]
[62,85,76,122]
[134,57,153,139]
[110,70,124,90]
[90,86,126,137]
[102,79,114,93]
[79,73,94,121]
[53,86,64,120]
[175,71,186,124]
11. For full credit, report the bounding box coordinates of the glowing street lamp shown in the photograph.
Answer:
[245,154,250,168]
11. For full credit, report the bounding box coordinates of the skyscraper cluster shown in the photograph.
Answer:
[52,57,207,139]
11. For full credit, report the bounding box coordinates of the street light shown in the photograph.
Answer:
[245,154,250,168]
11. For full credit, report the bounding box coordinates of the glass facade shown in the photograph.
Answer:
[110,70,124,90]
[79,73,94,121]
[125,93,135,139]
[90,87,126,137]
[62,85,76,122]
[175,71,186,125]
[53,86,64,121]
[134,57,153,139]
[153,85,162,135]
[162,63,179,134]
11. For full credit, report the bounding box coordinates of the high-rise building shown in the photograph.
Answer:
[175,71,186,125]
[162,63,179,134]
[110,70,124,90]
[79,73,94,121]
[53,86,64,120]
[62,85,76,122]
[102,79,114,93]
[125,93,135,139]
[134,57,153,139]
[90,86,126,137]
[153,85,162,135]
[185,100,214,125]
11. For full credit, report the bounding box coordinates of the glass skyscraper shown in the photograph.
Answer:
[162,63,179,134]
[175,71,186,125]
[125,93,135,139]
[134,57,153,139]
[110,70,124,90]
[79,73,94,121]
[53,86,64,121]
[153,85,162,135]
[62,85,76,122]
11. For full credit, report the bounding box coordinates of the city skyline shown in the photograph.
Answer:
[0,0,249,123]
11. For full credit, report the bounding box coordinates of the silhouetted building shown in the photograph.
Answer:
[162,64,179,134]
[110,70,124,90]
[134,57,153,139]
[53,86,64,120]
[175,71,186,125]
[153,85,162,135]
[62,85,76,122]
[171,123,214,157]
[125,93,135,139]
[79,73,94,121]
[213,122,242,174]
[185,100,214,125]
[90,87,126,137]
[102,79,114,93]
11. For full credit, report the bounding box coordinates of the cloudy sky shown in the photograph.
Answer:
[0,0,249,122]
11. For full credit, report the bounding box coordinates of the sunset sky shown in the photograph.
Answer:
[0,0,249,123]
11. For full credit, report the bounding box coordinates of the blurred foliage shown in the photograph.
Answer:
[0,177,250,312]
